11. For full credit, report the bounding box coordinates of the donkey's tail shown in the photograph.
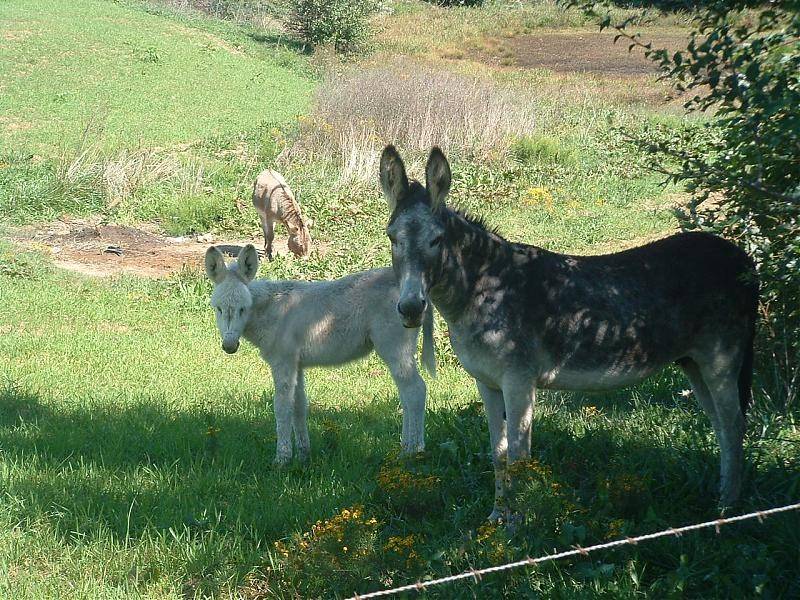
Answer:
[738,334,754,417]
[738,271,759,417]
[421,303,437,378]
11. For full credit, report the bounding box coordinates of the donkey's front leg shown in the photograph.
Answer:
[502,375,536,525]
[376,333,427,454]
[270,360,298,465]
[477,381,508,523]
[393,365,426,454]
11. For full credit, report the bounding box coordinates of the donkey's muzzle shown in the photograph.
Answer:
[397,296,426,329]
[222,339,240,354]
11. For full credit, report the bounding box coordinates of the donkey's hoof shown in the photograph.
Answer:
[273,455,292,468]
[486,508,505,524]
[504,511,525,533]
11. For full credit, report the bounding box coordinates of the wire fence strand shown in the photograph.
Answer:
[347,501,800,600]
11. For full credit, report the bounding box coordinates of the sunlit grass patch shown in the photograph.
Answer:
[0,0,313,154]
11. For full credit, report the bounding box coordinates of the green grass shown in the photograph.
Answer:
[1,1,798,597]
[0,252,798,599]
[0,0,313,153]
[0,0,314,226]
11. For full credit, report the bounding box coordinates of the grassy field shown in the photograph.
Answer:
[1,0,798,598]
[0,0,312,151]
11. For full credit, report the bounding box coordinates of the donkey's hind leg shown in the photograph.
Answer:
[270,360,298,465]
[678,358,723,439]
[477,381,508,523]
[374,330,426,454]
[699,361,746,507]
[293,369,310,462]
[259,212,275,261]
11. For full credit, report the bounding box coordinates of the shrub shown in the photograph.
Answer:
[564,0,800,408]
[266,505,379,594]
[285,0,375,52]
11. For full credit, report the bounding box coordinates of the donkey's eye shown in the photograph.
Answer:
[430,235,443,248]
[239,307,244,316]
[216,307,222,315]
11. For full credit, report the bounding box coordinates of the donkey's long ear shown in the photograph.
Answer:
[426,147,451,210]
[380,145,409,214]
[205,246,227,284]
[238,244,259,283]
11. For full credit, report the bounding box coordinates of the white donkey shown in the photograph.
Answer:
[204,244,436,463]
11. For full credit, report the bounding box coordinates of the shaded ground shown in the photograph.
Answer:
[10,219,312,278]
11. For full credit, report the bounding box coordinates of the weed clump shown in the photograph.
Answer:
[377,453,442,516]
[268,505,379,593]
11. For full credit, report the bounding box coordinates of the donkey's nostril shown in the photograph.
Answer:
[222,339,239,354]
[398,296,425,320]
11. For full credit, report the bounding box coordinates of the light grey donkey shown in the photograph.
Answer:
[205,244,436,464]
[252,168,312,259]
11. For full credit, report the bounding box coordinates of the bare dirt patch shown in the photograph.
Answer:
[0,116,33,134]
[168,24,246,55]
[477,30,688,76]
[3,30,34,42]
[10,218,312,278]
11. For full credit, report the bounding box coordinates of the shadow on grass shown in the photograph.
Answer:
[1,379,798,597]
[247,31,310,54]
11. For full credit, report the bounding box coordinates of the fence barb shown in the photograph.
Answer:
[346,501,800,600]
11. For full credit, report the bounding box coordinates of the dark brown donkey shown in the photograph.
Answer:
[380,145,758,522]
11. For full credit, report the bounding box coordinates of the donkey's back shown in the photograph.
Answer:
[245,268,415,368]
[252,169,293,217]
[516,232,758,393]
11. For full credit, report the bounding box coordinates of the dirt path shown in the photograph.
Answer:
[9,218,302,278]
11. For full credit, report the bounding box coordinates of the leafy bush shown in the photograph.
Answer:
[564,0,800,408]
[285,0,375,52]
[264,505,379,594]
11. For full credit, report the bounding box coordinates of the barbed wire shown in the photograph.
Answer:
[347,501,800,600]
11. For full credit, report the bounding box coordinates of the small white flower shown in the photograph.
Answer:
[680,389,693,398]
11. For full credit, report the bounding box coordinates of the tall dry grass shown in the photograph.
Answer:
[150,0,281,20]
[288,62,538,182]
[56,142,200,209]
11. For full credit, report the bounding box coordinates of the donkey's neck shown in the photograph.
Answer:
[429,208,521,323]
[247,279,280,310]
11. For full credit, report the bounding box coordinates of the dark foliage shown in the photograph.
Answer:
[562,0,800,408]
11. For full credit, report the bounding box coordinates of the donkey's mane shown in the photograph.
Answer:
[450,208,501,236]
[441,204,541,261]
[277,185,310,238]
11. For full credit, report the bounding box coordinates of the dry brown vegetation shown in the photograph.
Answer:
[288,61,538,182]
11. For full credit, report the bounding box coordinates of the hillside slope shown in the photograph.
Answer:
[0,0,313,152]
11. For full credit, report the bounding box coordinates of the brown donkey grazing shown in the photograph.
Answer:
[380,145,759,523]
[252,168,312,259]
